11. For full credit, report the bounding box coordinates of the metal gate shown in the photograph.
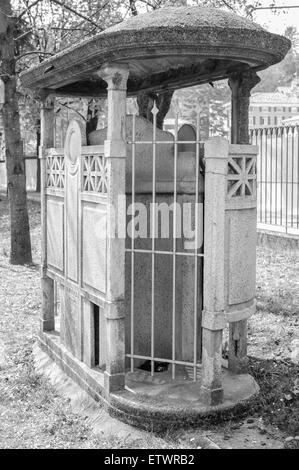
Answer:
[125,106,205,381]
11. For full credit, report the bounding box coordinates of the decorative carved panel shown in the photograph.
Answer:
[82,154,108,193]
[65,120,81,283]
[47,199,64,272]
[227,155,256,198]
[46,153,65,189]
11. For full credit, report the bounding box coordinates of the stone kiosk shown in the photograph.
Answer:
[20,7,290,427]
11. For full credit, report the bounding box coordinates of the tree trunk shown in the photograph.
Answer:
[86,101,99,144]
[36,119,41,192]
[0,0,32,265]
[137,90,174,129]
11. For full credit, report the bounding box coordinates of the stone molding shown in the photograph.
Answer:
[20,7,290,95]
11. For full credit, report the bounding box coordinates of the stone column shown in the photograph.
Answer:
[228,70,260,145]
[228,70,260,373]
[97,64,129,394]
[39,92,55,332]
[200,138,228,406]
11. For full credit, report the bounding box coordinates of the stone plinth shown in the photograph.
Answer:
[38,330,260,432]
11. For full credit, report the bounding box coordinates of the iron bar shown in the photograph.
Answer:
[130,113,136,373]
[150,103,158,376]
[252,125,299,233]
[171,113,179,380]
[125,248,204,257]
[125,354,202,369]
[193,111,200,381]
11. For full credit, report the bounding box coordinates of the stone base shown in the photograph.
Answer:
[200,385,224,406]
[257,228,299,255]
[38,331,260,432]
[104,371,125,394]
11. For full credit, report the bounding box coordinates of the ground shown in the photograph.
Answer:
[0,193,298,449]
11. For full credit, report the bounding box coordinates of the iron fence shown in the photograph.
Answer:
[250,126,299,235]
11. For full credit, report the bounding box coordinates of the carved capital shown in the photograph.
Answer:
[97,63,129,91]
[36,89,55,108]
[228,70,260,98]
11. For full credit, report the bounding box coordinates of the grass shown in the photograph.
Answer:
[248,357,299,436]
[0,195,175,449]
[246,246,299,436]
[0,193,298,447]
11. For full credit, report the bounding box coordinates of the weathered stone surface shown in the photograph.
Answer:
[65,121,81,284]
[47,199,64,272]
[99,64,129,394]
[227,209,256,305]
[41,277,55,332]
[82,204,107,294]
[63,284,81,358]
[37,330,260,432]
[20,7,290,95]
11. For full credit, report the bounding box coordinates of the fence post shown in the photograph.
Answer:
[200,137,228,406]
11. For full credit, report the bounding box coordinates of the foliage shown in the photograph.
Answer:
[248,357,299,436]
[8,0,273,139]
[255,26,299,93]
[173,81,230,138]
[2,1,292,180]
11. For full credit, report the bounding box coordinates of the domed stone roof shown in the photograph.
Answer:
[20,6,291,96]
[107,6,265,33]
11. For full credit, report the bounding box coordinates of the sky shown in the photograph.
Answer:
[252,0,299,35]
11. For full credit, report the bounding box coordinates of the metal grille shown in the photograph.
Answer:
[251,126,299,234]
[125,107,204,381]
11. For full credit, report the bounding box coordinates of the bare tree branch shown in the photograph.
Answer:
[60,2,110,41]
[56,100,87,121]
[16,51,54,61]
[49,0,102,29]
[137,0,164,11]
[50,26,91,31]
[17,0,43,21]
[129,0,138,16]
[14,30,32,42]
[219,0,235,12]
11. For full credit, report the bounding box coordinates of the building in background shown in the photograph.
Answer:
[223,82,299,235]
[224,85,299,131]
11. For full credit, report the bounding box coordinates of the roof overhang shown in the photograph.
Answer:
[20,6,291,98]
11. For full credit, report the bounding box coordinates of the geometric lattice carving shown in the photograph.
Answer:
[82,154,108,193]
[46,154,65,189]
[227,156,256,198]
